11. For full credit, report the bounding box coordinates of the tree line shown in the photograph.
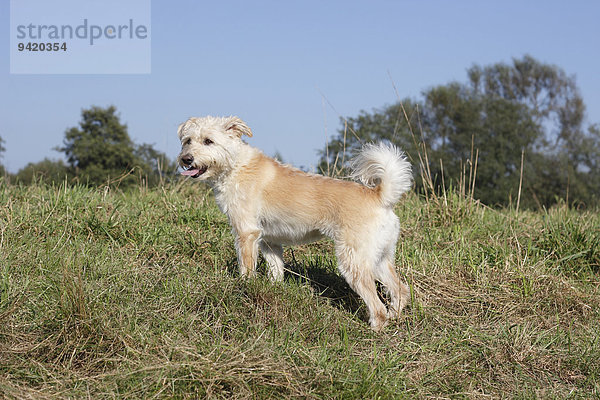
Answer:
[0,56,598,208]
[0,105,176,187]
[319,55,599,209]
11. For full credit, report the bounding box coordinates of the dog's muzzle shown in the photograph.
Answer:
[180,155,208,178]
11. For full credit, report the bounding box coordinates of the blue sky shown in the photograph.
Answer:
[2,0,599,173]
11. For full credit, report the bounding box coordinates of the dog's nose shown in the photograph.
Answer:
[181,154,194,166]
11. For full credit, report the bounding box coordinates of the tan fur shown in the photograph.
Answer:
[177,116,412,331]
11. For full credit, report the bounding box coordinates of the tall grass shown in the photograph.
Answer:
[0,177,598,398]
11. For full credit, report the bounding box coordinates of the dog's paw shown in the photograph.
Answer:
[370,312,389,332]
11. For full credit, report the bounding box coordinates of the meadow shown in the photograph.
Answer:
[0,179,598,398]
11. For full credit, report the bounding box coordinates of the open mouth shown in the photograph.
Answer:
[180,165,208,178]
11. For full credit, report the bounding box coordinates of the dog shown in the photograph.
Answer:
[177,116,412,330]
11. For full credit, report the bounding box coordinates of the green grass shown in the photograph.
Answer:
[0,179,599,398]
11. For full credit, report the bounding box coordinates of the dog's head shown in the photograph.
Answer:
[177,116,253,180]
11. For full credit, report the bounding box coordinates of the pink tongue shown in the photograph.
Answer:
[180,169,200,176]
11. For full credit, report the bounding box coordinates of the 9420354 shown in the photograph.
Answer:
[18,42,67,51]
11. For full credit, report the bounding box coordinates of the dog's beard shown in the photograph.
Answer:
[178,145,236,180]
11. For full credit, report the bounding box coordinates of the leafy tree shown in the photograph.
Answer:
[57,105,174,187]
[465,56,598,206]
[58,105,137,186]
[15,158,70,185]
[422,82,541,206]
[319,56,599,208]
[318,99,422,176]
[134,142,178,186]
[467,55,585,153]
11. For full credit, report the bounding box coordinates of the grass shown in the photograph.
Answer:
[0,178,599,398]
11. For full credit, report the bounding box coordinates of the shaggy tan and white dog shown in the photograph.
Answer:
[177,116,412,330]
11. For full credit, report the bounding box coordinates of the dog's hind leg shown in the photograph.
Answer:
[350,271,389,331]
[375,259,409,319]
[373,213,409,320]
[260,241,285,282]
[337,246,388,331]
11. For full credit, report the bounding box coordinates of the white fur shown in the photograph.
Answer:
[350,142,413,208]
[177,116,413,331]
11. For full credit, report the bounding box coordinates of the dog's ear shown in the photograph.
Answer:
[224,116,253,138]
[177,122,185,139]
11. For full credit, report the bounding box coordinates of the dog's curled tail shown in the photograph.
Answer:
[350,142,413,207]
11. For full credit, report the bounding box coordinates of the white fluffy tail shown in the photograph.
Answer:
[350,143,412,207]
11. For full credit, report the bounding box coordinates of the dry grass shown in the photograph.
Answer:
[0,177,599,398]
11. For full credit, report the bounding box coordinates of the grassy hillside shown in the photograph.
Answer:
[0,180,598,398]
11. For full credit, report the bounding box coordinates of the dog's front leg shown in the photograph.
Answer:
[235,230,261,278]
[260,241,285,282]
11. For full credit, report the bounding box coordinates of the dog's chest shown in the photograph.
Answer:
[211,179,243,214]
[211,179,259,231]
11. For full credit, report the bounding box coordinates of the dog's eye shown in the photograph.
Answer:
[184,138,191,146]
[204,138,213,145]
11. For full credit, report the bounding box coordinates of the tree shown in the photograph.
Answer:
[15,158,70,185]
[467,55,585,153]
[465,56,599,206]
[319,56,600,208]
[58,105,137,185]
[318,99,422,177]
[133,142,178,186]
[57,105,174,187]
[422,82,541,206]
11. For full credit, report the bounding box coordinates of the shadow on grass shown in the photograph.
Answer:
[223,251,369,321]
[224,257,239,277]
[283,252,366,319]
